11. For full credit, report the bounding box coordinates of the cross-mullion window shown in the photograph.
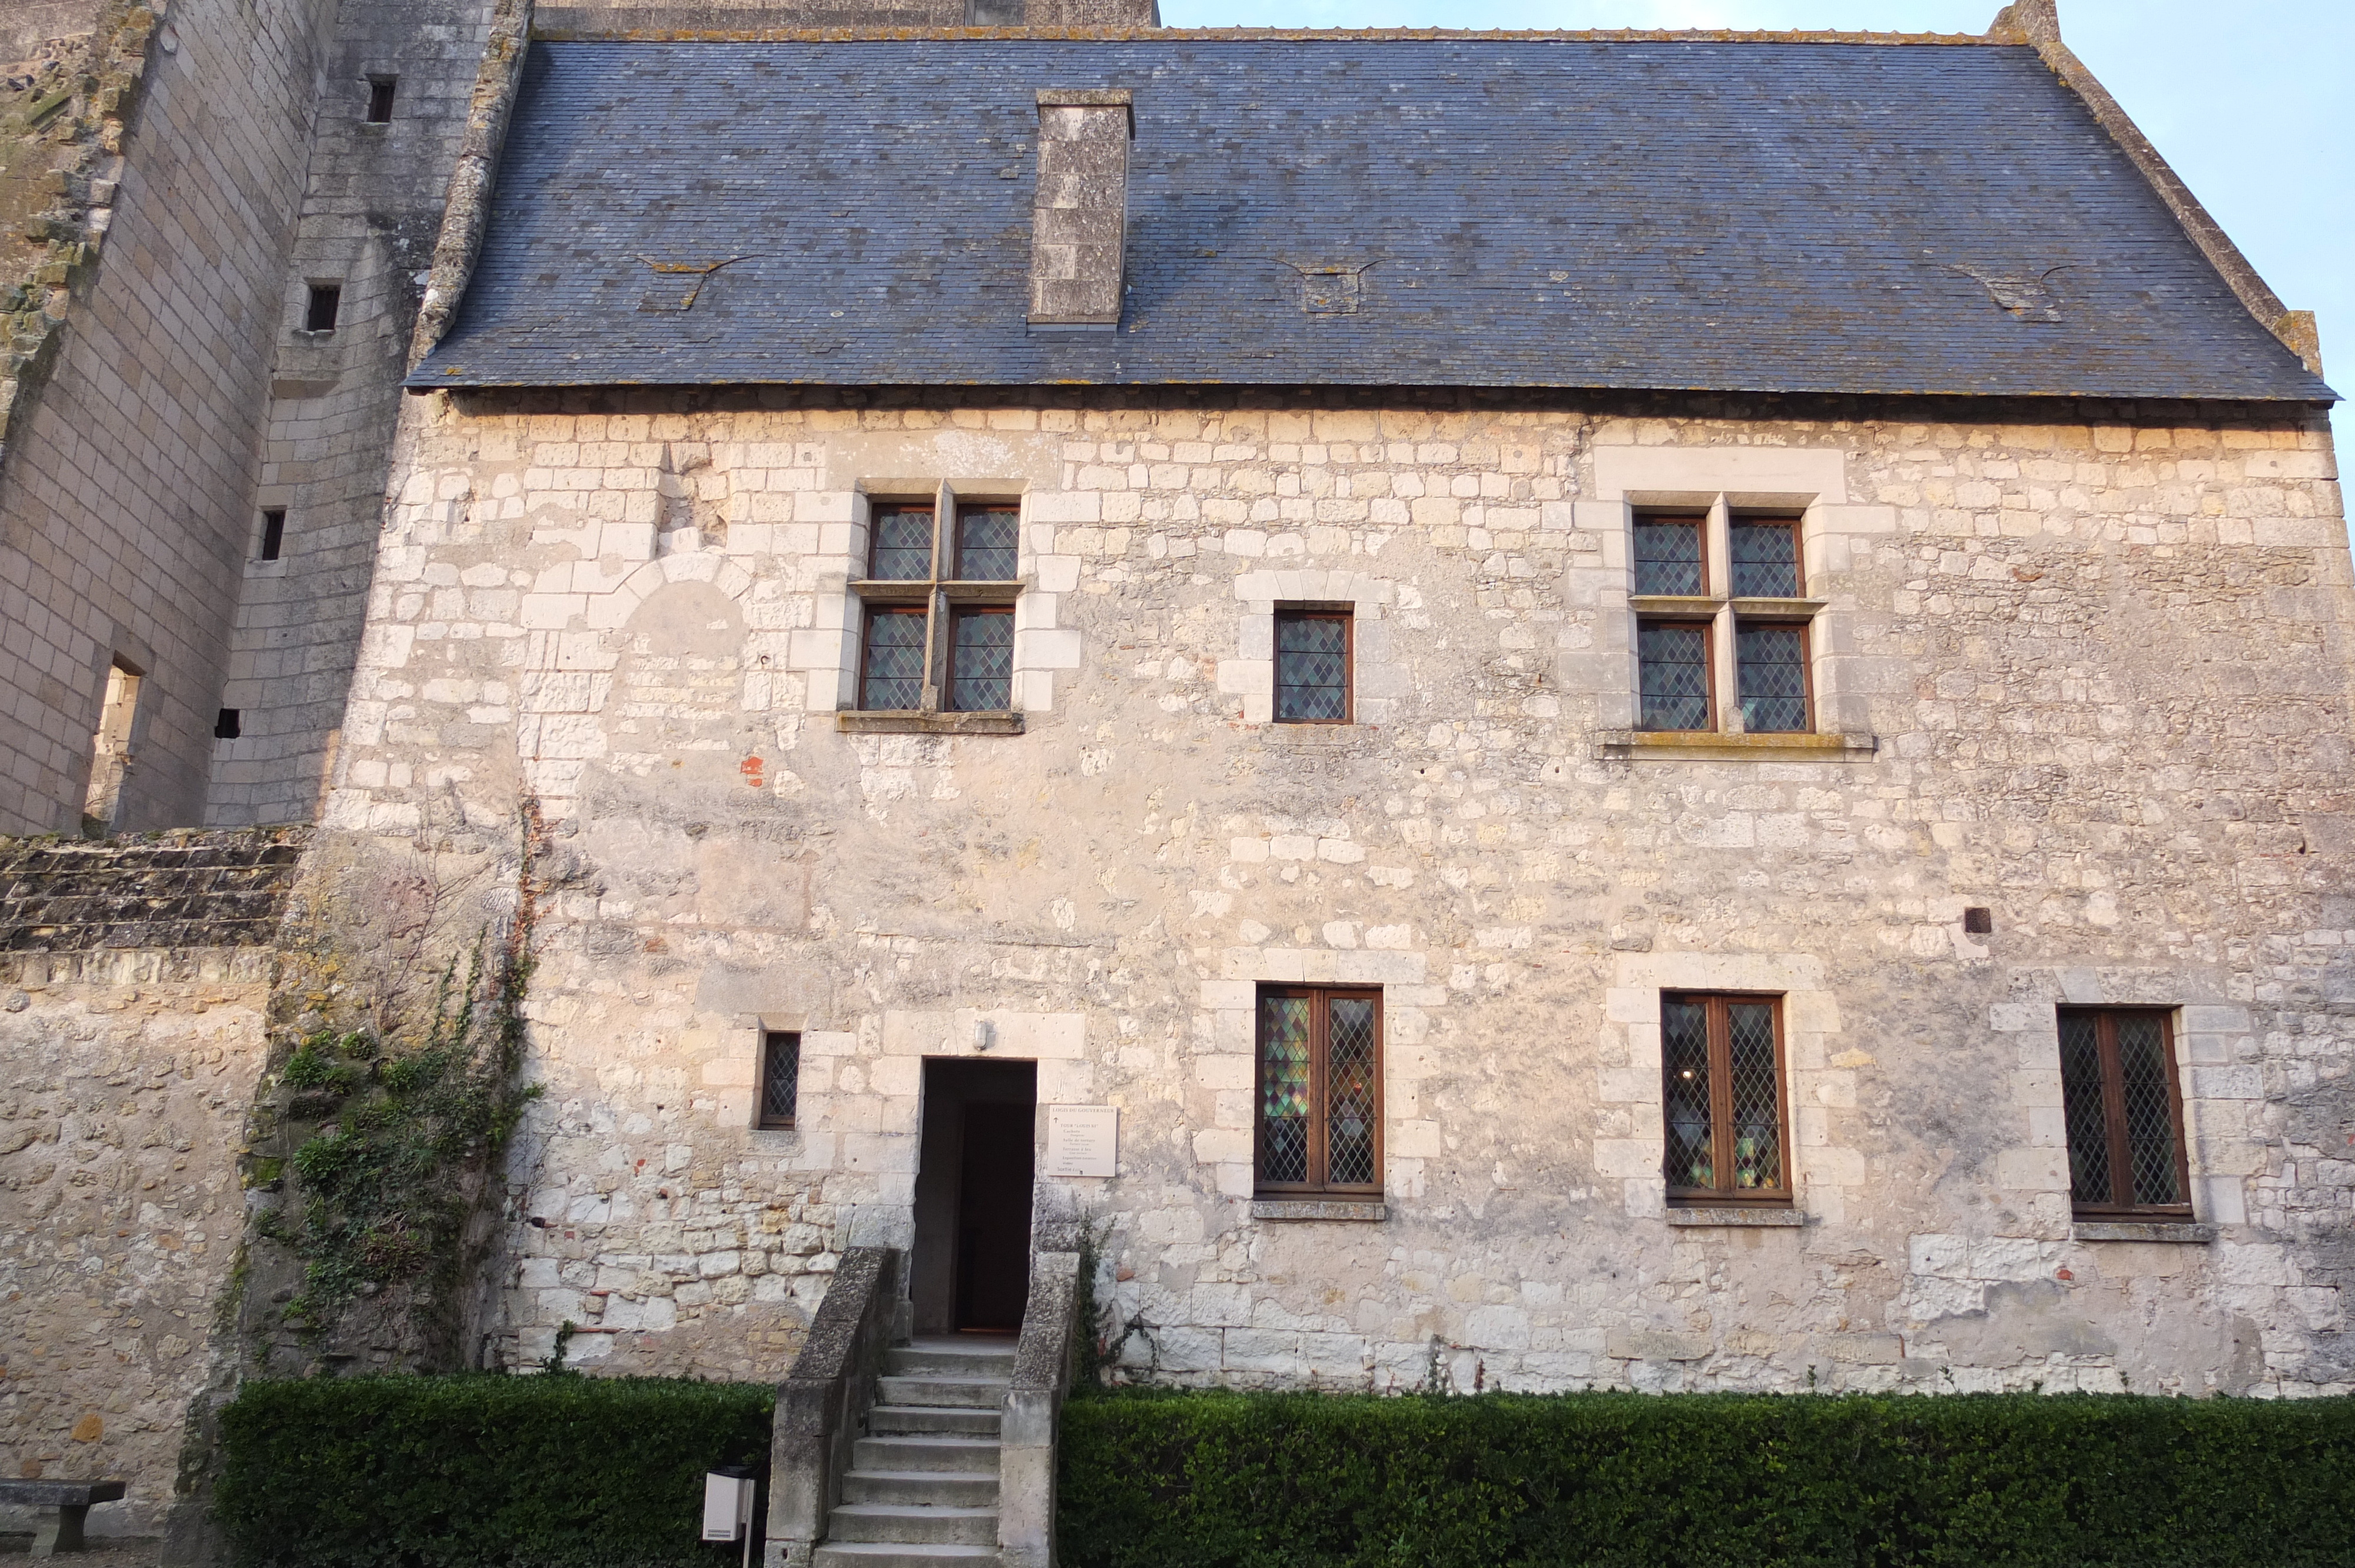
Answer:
[853,500,1021,715]
[1256,986,1382,1195]
[1662,993,1791,1204]
[2058,1009,2192,1218]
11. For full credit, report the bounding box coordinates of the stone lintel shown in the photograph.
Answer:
[2072,1221,2217,1244]
[1666,1206,1806,1227]
[1251,1199,1387,1222]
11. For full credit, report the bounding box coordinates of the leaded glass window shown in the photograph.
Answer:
[1736,623,1809,733]
[2058,1009,2192,1217]
[1637,621,1711,731]
[853,500,1024,716]
[1256,986,1382,1195]
[870,507,935,580]
[1275,609,1351,723]
[1634,516,1705,596]
[860,607,927,710]
[1662,993,1791,1204]
[956,507,1020,581]
[758,1031,800,1129]
[950,608,1014,712]
[1729,519,1801,598]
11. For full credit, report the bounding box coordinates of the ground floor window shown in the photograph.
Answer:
[1661,992,1791,1204]
[1256,986,1382,1196]
[2058,1008,2191,1218]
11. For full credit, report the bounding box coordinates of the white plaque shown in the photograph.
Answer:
[1043,1105,1119,1178]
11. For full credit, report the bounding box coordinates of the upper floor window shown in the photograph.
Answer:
[364,75,398,124]
[1661,992,1791,1205]
[1273,606,1351,723]
[1256,986,1381,1197]
[1634,508,1817,735]
[2058,1009,2191,1220]
[853,500,1021,715]
[304,283,341,333]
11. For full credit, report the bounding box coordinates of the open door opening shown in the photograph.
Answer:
[911,1057,1036,1335]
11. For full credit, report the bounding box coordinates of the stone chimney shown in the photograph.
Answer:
[1027,89,1133,327]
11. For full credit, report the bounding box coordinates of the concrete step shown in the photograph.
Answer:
[843,1469,1000,1508]
[870,1404,1001,1437]
[884,1341,1019,1378]
[812,1543,999,1568]
[852,1434,1001,1474]
[875,1375,1007,1410]
[827,1502,999,1547]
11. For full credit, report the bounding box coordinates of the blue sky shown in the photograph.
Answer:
[1160,0,2352,450]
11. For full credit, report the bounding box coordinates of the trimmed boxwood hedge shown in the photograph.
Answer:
[217,1374,773,1568]
[1060,1388,2355,1568]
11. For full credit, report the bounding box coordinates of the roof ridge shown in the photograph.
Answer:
[528,24,1999,45]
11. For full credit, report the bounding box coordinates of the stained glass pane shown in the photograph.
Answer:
[1730,520,1800,597]
[870,508,934,580]
[1726,1003,1783,1191]
[761,1032,800,1125]
[2117,1016,2182,1206]
[1634,519,1704,596]
[1638,623,1710,731]
[1736,623,1809,733]
[2058,1012,2112,1205]
[1662,998,1713,1189]
[1275,614,1348,722]
[860,609,926,710]
[949,610,1013,711]
[1326,998,1379,1187]
[957,508,1020,581]
[1259,996,1312,1185]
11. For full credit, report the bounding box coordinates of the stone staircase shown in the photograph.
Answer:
[812,1337,1015,1567]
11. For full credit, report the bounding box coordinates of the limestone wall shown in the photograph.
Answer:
[324,392,2351,1395]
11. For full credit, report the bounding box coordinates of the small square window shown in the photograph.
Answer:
[1273,607,1350,723]
[1730,517,1802,597]
[948,606,1014,712]
[2058,1009,2191,1219]
[1634,514,1705,596]
[1637,620,1711,731]
[1734,622,1810,733]
[859,606,927,710]
[868,506,934,580]
[257,508,286,561]
[365,75,397,124]
[1962,906,1994,935]
[955,505,1019,581]
[758,1031,801,1130]
[304,283,341,333]
[1663,993,1791,1204]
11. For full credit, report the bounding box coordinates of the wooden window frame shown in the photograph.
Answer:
[850,497,1024,716]
[1633,511,1710,598]
[756,1029,801,1130]
[1732,616,1814,735]
[1272,604,1354,725]
[2058,1008,2194,1220]
[1253,985,1384,1198]
[1727,514,1805,600]
[1636,616,1716,733]
[1661,991,1795,1207]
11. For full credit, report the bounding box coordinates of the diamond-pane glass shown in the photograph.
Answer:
[957,508,1019,581]
[1276,615,1348,722]
[1726,1003,1783,1191]
[1259,996,1312,1185]
[1737,624,1809,733]
[860,609,926,710]
[2058,1013,2112,1205]
[2117,1015,2182,1206]
[1326,998,1379,1186]
[761,1032,800,1125]
[1730,521,1800,597]
[1662,998,1713,1190]
[870,508,934,580]
[1634,519,1704,596]
[949,610,1013,711]
[1639,623,1710,731]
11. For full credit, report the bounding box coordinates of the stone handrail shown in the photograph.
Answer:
[998,1250,1082,1568]
[765,1246,901,1568]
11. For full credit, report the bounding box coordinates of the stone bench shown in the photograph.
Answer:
[0,1479,127,1557]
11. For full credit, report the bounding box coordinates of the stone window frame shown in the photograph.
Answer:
[1630,498,1825,735]
[1576,445,1886,762]
[1219,570,1399,729]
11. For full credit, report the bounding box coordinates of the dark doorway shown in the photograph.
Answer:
[911,1058,1036,1334]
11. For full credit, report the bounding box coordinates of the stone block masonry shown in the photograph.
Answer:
[317,391,2350,1397]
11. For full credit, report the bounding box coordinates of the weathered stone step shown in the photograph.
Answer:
[852,1434,1000,1474]
[884,1342,1019,1378]
[812,1543,998,1568]
[843,1469,999,1507]
[869,1404,1001,1436]
[875,1375,1007,1410]
[827,1502,999,1546]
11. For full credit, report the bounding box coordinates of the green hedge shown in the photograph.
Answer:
[1060,1389,2355,1568]
[217,1375,773,1568]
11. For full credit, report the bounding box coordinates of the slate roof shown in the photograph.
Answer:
[412,36,2336,401]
